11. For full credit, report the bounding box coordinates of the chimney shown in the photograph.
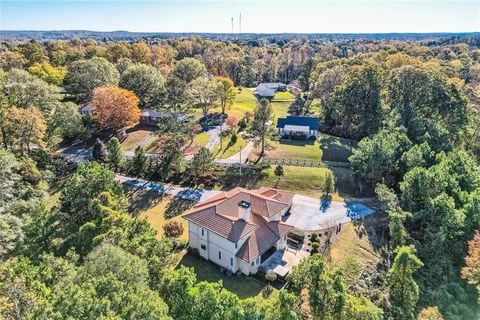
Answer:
[238,200,251,222]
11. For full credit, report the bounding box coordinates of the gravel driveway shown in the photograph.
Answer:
[284,194,375,231]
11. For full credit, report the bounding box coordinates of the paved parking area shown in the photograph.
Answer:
[284,194,375,231]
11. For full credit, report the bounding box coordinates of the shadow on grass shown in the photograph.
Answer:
[219,167,266,190]
[350,212,389,255]
[319,134,355,162]
[278,138,316,147]
[177,252,267,299]
[165,196,196,219]
[125,185,165,216]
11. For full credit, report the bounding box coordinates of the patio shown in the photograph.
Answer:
[261,247,310,278]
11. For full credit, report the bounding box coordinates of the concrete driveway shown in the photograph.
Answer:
[284,194,375,231]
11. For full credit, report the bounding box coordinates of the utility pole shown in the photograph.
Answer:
[239,144,242,175]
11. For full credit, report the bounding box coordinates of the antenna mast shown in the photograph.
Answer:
[231,17,234,34]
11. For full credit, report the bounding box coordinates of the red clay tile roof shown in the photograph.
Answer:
[257,187,294,204]
[235,214,294,262]
[183,206,258,242]
[183,187,295,262]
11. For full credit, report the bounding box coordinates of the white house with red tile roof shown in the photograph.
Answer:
[183,187,294,275]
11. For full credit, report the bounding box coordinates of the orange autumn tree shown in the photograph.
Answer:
[91,86,140,131]
[461,231,480,295]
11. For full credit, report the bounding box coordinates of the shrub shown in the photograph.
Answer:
[230,131,238,144]
[226,115,239,128]
[262,284,274,298]
[274,164,284,178]
[310,233,319,242]
[163,221,184,238]
[238,117,247,131]
[92,138,107,162]
[265,270,277,282]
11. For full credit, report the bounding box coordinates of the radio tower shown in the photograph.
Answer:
[231,17,234,34]
[239,12,242,33]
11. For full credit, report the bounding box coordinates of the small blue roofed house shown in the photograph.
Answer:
[276,116,320,139]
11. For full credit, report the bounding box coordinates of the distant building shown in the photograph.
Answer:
[277,116,320,139]
[140,108,163,124]
[183,187,294,275]
[254,82,287,98]
[141,108,190,124]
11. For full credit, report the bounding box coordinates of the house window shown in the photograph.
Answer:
[256,257,260,264]
[251,261,254,266]
[218,251,222,260]
[230,258,233,266]
[200,245,206,250]
[201,229,204,236]
[235,243,237,249]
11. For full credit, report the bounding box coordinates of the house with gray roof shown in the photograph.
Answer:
[183,187,294,275]
[254,82,287,98]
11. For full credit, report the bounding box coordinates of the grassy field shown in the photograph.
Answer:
[206,87,257,119]
[213,133,247,159]
[329,214,386,284]
[218,165,346,200]
[261,140,323,160]
[126,189,194,240]
[206,88,295,120]
[271,91,295,119]
[251,133,355,163]
[121,129,155,151]
[176,252,266,299]
[318,133,356,162]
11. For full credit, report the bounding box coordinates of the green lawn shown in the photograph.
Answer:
[252,134,355,163]
[206,87,257,119]
[272,91,295,101]
[126,190,195,240]
[318,133,356,162]
[218,165,345,200]
[272,91,295,119]
[176,252,266,299]
[213,133,247,159]
[121,129,155,151]
[193,132,209,145]
[263,140,323,160]
[207,88,294,120]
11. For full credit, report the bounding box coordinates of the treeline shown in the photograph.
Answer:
[338,48,480,320]
[1,35,480,88]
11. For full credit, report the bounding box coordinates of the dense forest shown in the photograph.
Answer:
[0,34,479,319]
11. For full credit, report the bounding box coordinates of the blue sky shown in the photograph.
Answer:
[1,0,479,33]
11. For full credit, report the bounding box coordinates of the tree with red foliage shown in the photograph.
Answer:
[91,86,140,131]
[461,231,480,296]
[163,221,184,238]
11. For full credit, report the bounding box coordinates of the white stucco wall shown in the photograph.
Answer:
[187,221,241,272]
[187,221,277,276]
[238,255,262,275]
